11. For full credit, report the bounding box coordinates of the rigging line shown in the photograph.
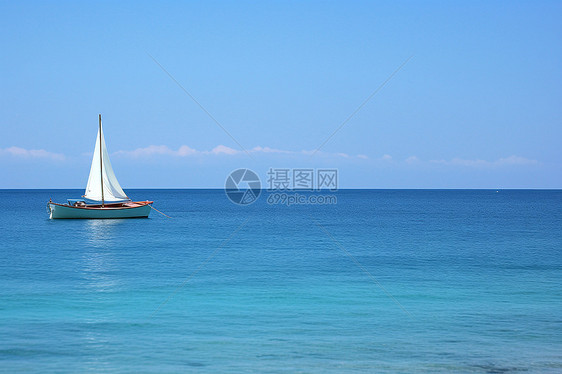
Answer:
[149,204,172,219]
[146,52,254,160]
[311,55,414,156]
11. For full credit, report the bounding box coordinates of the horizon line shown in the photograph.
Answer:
[1,188,561,191]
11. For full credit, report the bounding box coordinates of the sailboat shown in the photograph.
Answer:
[47,115,153,219]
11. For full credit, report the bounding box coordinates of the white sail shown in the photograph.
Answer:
[84,121,129,202]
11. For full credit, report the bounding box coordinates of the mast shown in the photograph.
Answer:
[99,114,104,207]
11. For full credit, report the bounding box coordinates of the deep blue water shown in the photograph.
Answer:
[0,189,561,373]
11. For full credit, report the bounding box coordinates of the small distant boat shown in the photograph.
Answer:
[48,115,153,219]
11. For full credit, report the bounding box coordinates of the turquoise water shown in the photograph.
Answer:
[1,189,561,373]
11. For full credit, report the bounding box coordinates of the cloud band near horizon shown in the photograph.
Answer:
[1,145,540,168]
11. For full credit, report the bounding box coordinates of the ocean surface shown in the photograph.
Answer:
[0,189,560,373]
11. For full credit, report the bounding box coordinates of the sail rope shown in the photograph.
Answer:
[150,205,172,218]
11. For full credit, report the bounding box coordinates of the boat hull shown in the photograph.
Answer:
[48,203,151,219]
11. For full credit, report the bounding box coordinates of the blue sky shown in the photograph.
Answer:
[1,1,561,188]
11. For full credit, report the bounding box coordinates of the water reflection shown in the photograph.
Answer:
[81,219,125,292]
[85,219,125,247]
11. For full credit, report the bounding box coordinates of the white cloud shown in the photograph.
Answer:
[380,154,392,161]
[114,145,180,157]
[114,144,239,157]
[430,155,539,167]
[0,146,65,161]
[209,145,239,155]
[405,156,419,164]
[431,158,488,167]
[114,144,366,159]
[251,146,293,154]
[177,145,198,156]
[357,154,369,159]
[495,155,539,166]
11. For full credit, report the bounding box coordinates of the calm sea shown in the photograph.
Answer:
[0,189,561,373]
